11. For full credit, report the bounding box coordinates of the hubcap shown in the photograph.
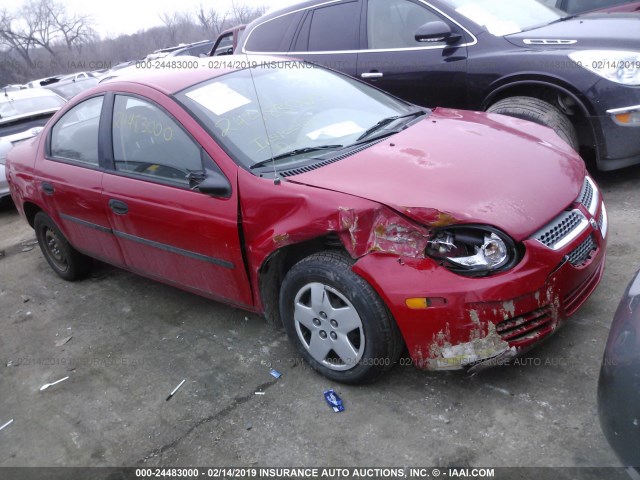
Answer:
[43,228,68,271]
[293,282,365,371]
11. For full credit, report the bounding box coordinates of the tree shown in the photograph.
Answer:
[46,1,95,51]
[0,8,38,67]
[195,4,227,37]
[159,11,192,45]
[230,0,266,24]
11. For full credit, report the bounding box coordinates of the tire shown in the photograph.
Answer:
[487,96,579,151]
[34,212,92,281]
[279,251,403,384]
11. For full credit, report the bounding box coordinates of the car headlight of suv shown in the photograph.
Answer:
[569,50,640,86]
[426,226,518,276]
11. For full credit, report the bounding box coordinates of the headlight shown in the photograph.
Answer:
[426,226,518,276]
[569,50,640,86]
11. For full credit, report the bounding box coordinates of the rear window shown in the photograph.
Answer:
[244,11,304,52]
[0,95,65,120]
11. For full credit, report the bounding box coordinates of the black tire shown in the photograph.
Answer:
[34,212,92,281]
[280,251,403,384]
[487,96,579,151]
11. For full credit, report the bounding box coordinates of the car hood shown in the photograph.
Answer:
[506,15,640,49]
[287,108,585,242]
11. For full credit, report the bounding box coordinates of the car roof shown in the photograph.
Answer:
[101,55,289,94]
[0,87,64,104]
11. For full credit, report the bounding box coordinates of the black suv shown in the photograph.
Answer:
[238,0,640,170]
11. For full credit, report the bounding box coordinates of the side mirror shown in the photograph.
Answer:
[415,21,462,45]
[194,169,232,198]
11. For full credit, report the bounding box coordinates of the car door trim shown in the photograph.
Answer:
[241,0,477,55]
[60,213,112,234]
[59,213,235,269]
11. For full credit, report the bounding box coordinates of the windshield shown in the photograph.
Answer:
[178,62,417,171]
[0,95,65,120]
[441,0,563,36]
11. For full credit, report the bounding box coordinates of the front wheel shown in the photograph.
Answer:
[280,251,403,384]
[34,212,92,281]
[487,96,579,151]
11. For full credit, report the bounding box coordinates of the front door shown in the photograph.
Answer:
[101,92,253,308]
[357,0,469,109]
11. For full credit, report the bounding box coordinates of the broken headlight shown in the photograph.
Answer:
[426,226,517,276]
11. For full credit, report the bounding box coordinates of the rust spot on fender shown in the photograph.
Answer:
[273,233,291,245]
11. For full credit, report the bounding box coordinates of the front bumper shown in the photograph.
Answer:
[587,81,640,171]
[353,186,607,371]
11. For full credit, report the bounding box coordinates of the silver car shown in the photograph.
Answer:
[0,88,66,201]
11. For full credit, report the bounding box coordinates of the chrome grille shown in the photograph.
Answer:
[578,177,598,215]
[534,210,587,250]
[567,235,596,267]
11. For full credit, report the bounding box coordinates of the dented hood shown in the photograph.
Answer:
[288,108,586,241]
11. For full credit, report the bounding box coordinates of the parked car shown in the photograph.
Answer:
[1,88,66,201]
[238,0,640,171]
[541,0,640,14]
[25,76,61,89]
[599,268,640,474]
[210,25,246,56]
[59,71,96,82]
[45,77,100,100]
[6,58,607,383]
[1,84,25,92]
[167,40,215,58]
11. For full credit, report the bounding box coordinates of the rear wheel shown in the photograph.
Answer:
[487,96,579,151]
[34,212,92,281]
[280,251,403,384]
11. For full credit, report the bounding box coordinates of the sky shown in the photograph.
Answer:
[3,0,301,38]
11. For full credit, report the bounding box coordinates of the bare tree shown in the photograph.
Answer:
[159,11,192,45]
[195,4,227,37]
[46,1,95,51]
[1,9,37,67]
[22,0,60,58]
[230,0,266,24]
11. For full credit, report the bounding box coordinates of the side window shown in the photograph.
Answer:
[50,96,103,165]
[111,95,202,186]
[308,2,360,52]
[367,0,446,49]
[212,34,234,56]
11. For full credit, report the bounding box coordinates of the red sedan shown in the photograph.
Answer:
[6,58,607,383]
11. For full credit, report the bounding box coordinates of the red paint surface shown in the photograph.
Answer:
[6,68,606,371]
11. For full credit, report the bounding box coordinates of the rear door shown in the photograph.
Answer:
[357,0,469,108]
[289,1,363,77]
[101,91,253,308]
[36,95,126,265]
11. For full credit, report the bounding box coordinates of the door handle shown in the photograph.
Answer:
[109,199,129,215]
[41,182,54,196]
[361,72,384,79]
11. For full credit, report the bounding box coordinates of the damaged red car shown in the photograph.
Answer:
[5,58,608,383]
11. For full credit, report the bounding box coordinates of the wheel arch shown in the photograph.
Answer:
[257,234,349,327]
[481,77,599,162]
[23,201,44,227]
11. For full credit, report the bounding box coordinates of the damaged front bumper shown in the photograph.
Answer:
[352,196,607,372]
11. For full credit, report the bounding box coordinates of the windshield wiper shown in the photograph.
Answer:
[356,110,426,142]
[250,144,344,170]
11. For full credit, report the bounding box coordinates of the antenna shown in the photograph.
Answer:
[244,55,279,185]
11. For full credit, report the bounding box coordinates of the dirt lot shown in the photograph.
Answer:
[1,165,639,472]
